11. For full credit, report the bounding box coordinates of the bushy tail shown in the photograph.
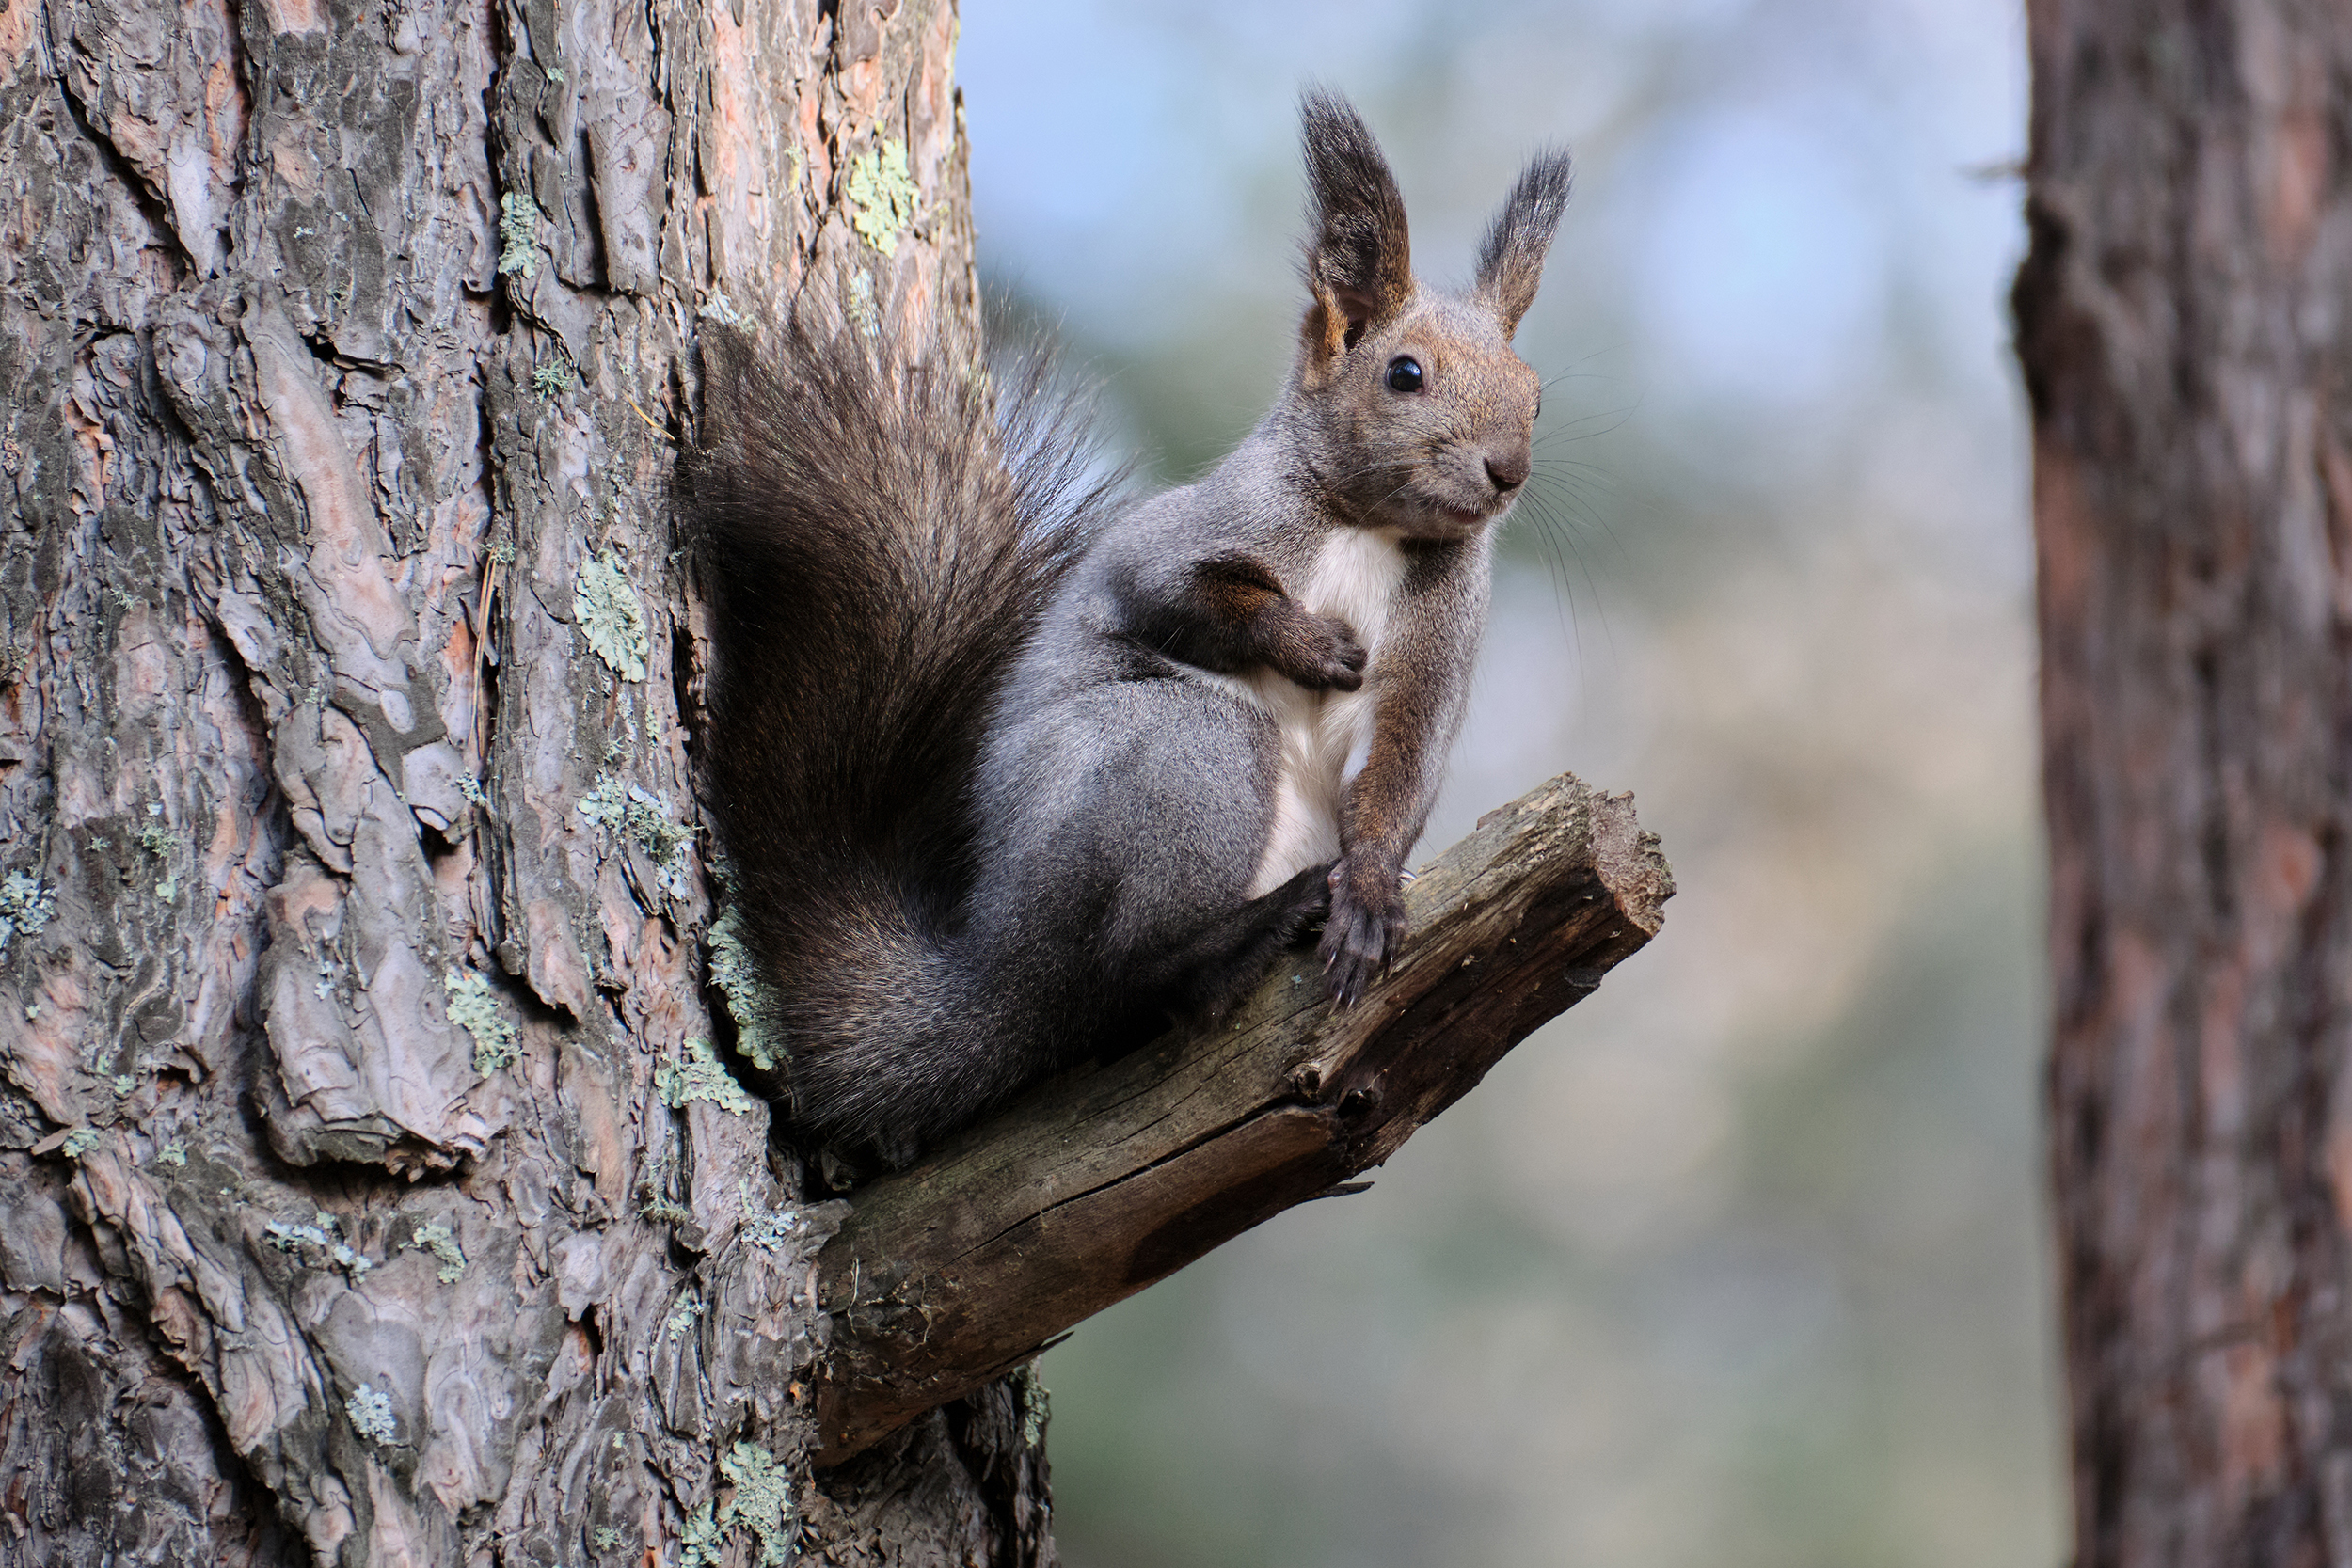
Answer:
[681,314,1120,1159]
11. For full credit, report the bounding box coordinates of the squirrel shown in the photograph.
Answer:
[684,92,1571,1166]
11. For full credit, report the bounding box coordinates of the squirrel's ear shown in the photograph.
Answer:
[1474,148,1573,337]
[1298,89,1413,362]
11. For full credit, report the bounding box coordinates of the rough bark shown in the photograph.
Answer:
[0,0,1058,1561]
[814,775,1668,1465]
[2015,4,2352,1563]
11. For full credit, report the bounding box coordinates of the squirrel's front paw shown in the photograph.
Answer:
[1319,859,1405,1006]
[1273,612,1368,692]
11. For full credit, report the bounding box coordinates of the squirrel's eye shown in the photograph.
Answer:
[1385,356,1424,393]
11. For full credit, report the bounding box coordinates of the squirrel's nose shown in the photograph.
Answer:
[1485,452,1529,493]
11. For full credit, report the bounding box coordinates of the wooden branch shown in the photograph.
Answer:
[811,772,1673,1465]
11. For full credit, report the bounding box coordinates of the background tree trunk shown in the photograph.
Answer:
[2017,3,2352,1562]
[0,0,1055,1561]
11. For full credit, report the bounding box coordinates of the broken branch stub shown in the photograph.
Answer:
[811,771,1672,1465]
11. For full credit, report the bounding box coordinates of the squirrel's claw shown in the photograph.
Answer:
[1318,865,1404,1007]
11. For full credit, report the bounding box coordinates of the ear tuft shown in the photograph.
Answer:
[1298,88,1413,356]
[1475,148,1572,336]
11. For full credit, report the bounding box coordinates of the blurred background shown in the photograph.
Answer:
[956,2,2054,1563]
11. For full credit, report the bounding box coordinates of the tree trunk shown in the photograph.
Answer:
[0,0,1056,1560]
[2016,3,2352,1563]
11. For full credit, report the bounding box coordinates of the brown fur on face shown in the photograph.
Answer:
[1310,294,1543,541]
[1291,95,1570,542]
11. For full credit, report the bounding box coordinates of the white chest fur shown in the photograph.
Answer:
[1239,526,1408,895]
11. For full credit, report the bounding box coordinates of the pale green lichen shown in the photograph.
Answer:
[407,1221,467,1283]
[573,553,649,682]
[348,1384,397,1445]
[531,358,574,398]
[443,970,518,1074]
[111,1074,135,1097]
[656,1037,757,1117]
[740,1204,803,1254]
[0,870,56,952]
[845,139,920,257]
[677,1500,723,1568]
[1018,1360,1051,1449]
[639,1195,693,1227]
[677,1443,793,1567]
[265,1212,375,1280]
[457,775,490,808]
[594,1527,624,1550]
[665,1291,706,1341]
[707,907,782,1071]
[141,815,177,899]
[722,1442,795,1565]
[497,192,540,277]
[579,775,692,869]
[157,1140,187,1166]
[59,1128,101,1159]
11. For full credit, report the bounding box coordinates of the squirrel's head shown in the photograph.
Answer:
[1288,91,1571,543]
